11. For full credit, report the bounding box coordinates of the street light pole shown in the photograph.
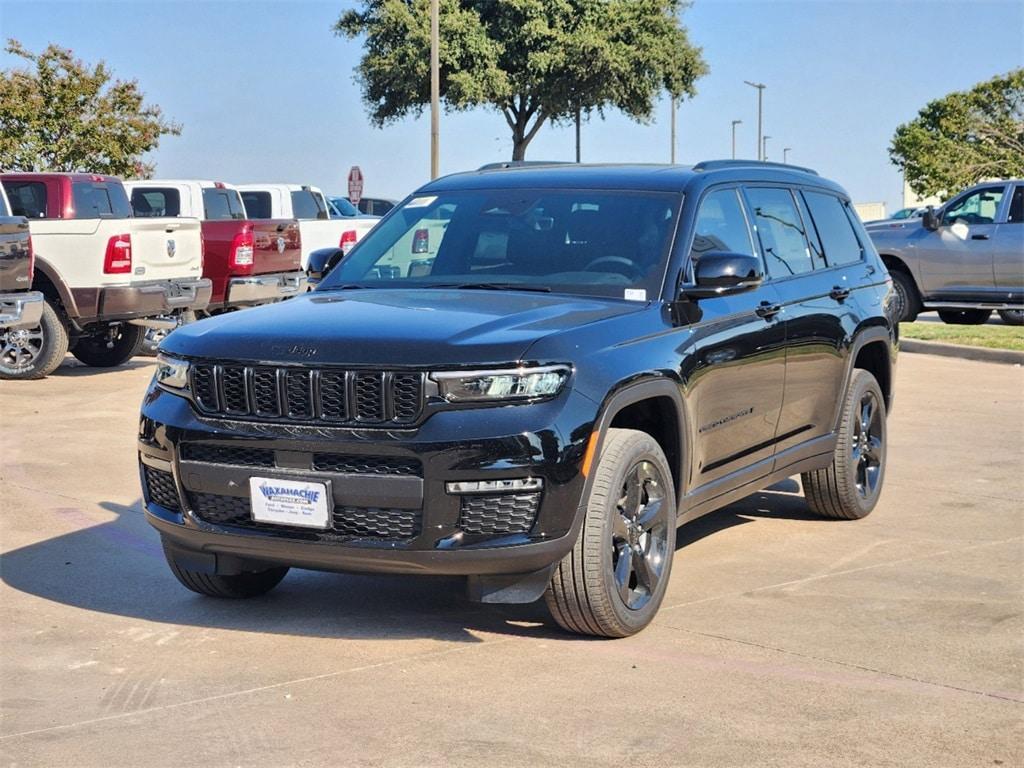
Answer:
[670,96,677,164]
[731,119,742,159]
[783,147,792,164]
[430,0,440,179]
[762,135,771,161]
[743,80,765,161]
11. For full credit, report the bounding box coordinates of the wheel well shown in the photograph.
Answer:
[854,341,892,411]
[608,396,682,498]
[31,269,61,305]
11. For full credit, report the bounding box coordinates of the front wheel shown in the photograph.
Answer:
[545,428,676,638]
[802,369,887,520]
[937,309,992,325]
[997,309,1024,326]
[71,324,144,367]
[889,270,920,323]
[163,542,289,598]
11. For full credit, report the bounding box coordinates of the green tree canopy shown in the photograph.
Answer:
[336,0,707,160]
[0,40,180,177]
[890,69,1024,198]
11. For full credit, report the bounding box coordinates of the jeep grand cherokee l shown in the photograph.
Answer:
[138,161,897,638]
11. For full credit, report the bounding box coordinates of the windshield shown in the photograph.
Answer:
[328,196,359,217]
[319,189,680,300]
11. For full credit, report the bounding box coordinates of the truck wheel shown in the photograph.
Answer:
[545,428,675,638]
[71,324,144,367]
[997,309,1024,326]
[163,543,289,598]
[937,309,992,325]
[802,369,887,520]
[0,298,69,380]
[889,270,920,323]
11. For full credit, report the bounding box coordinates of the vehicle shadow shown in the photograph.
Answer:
[0,480,820,643]
[50,357,155,377]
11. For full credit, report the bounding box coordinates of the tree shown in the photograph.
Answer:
[336,0,707,160]
[890,70,1024,198]
[0,40,181,177]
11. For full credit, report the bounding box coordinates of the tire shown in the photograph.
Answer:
[545,428,676,638]
[937,309,992,325]
[0,298,69,380]
[802,369,887,520]
[163,542,289,598]
[71,323,144,367]
[997,309,1024,326]
[888,269,920,323]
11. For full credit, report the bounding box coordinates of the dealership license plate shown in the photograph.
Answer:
[250,477,330,529]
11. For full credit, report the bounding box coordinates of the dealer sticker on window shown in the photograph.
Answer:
[624,288,647,302]
[405,195,437,208]
[250,477,331,529]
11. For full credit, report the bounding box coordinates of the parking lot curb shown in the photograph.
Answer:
[900,339,1024,365]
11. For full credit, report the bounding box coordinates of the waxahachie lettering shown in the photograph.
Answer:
[258,483,321,504]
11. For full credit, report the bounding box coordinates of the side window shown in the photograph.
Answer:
[202,189,244,220]
[5,182,47,218]
[241,191,272,219]
[803,191,864,266]
[942,187,1004,225]
[1007,186,1023,224]
[688,188,755,263]
[290,191,328,220]
[131,188,180,217]
[745,187,814,276]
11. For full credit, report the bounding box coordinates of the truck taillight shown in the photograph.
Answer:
[230,228,255,270]
[412,228,429,254]
[26,234,34,283]
[103,234,132,274]
[340,230,357,254]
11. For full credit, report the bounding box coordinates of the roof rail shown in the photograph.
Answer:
[693,159,819,176]
[477,160,574,171]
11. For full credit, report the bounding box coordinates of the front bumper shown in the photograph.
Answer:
[138,383,597,578]
[0,291,44,329]
[79,278,213,321]
[224,271,307,307]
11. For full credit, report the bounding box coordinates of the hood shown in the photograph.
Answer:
[162,288,645,367]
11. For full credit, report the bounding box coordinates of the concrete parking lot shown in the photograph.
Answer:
[1,352,1021,767]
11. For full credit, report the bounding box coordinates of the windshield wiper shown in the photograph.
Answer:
[423,282,552,293]
[316,283,370,291]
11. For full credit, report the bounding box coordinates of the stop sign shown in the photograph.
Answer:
[347,166,364,205]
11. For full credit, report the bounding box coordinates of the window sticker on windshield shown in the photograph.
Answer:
[624,289,647,302]
[406,195,437,208]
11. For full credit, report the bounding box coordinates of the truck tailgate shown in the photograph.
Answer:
[0,215,32,293]
[129,218,204,280]
[252,219,301,274]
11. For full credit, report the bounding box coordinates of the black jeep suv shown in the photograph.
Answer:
[139,161,897,637]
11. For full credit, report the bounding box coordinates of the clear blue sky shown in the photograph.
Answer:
[2,0,1022,212]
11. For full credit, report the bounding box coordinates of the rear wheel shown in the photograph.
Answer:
[997,309,1024,326]
[802,369,887,520]
[889,269,920,323]
[0,298,69,380]
[545,428,675,638]
[163,543,289,598]
[71,323,144,367]
[937,309,992,325]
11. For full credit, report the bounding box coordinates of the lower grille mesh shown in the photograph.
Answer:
[143,465,181,511]
[459,493,540,535]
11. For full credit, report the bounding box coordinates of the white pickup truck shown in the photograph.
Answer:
[0,172,210,378]
[236,183,378,269]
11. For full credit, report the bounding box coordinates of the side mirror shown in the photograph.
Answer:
[682,252,764,300]
[922,206,940,231]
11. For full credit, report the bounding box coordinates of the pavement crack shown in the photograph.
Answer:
[654,623,1023,704]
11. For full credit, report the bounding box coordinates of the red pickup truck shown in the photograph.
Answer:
[126,180,305,313]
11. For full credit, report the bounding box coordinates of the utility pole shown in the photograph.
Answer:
[731,120,742,159]
[783,147,792,163]
[670,96,677,164]
[744,80,765,161]
[430,0,440,179]
[762,135,771,161]
[575,107,581,163]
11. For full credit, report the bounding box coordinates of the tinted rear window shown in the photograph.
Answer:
[72,182,132,219]
[202,188,246,220]
[5,182,47,218]
[240,191,272,219]
[803,192,863,266]
[131,188,180,217]
[291,190,327,220]
[328,196,359,217]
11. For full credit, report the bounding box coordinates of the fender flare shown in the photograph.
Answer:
[831,325,896,430]
[31,256,79,318]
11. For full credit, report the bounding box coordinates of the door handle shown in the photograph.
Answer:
[830,286,851,301]
[971,233,990,240]
[755,301,782,320]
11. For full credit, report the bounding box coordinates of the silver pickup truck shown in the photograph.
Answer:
[868,180,1023,325]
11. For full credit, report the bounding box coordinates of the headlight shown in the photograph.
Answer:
[154,353,190,389]
[431,365,570,402]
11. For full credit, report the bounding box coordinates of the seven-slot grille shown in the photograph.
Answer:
[188,363,424,426]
